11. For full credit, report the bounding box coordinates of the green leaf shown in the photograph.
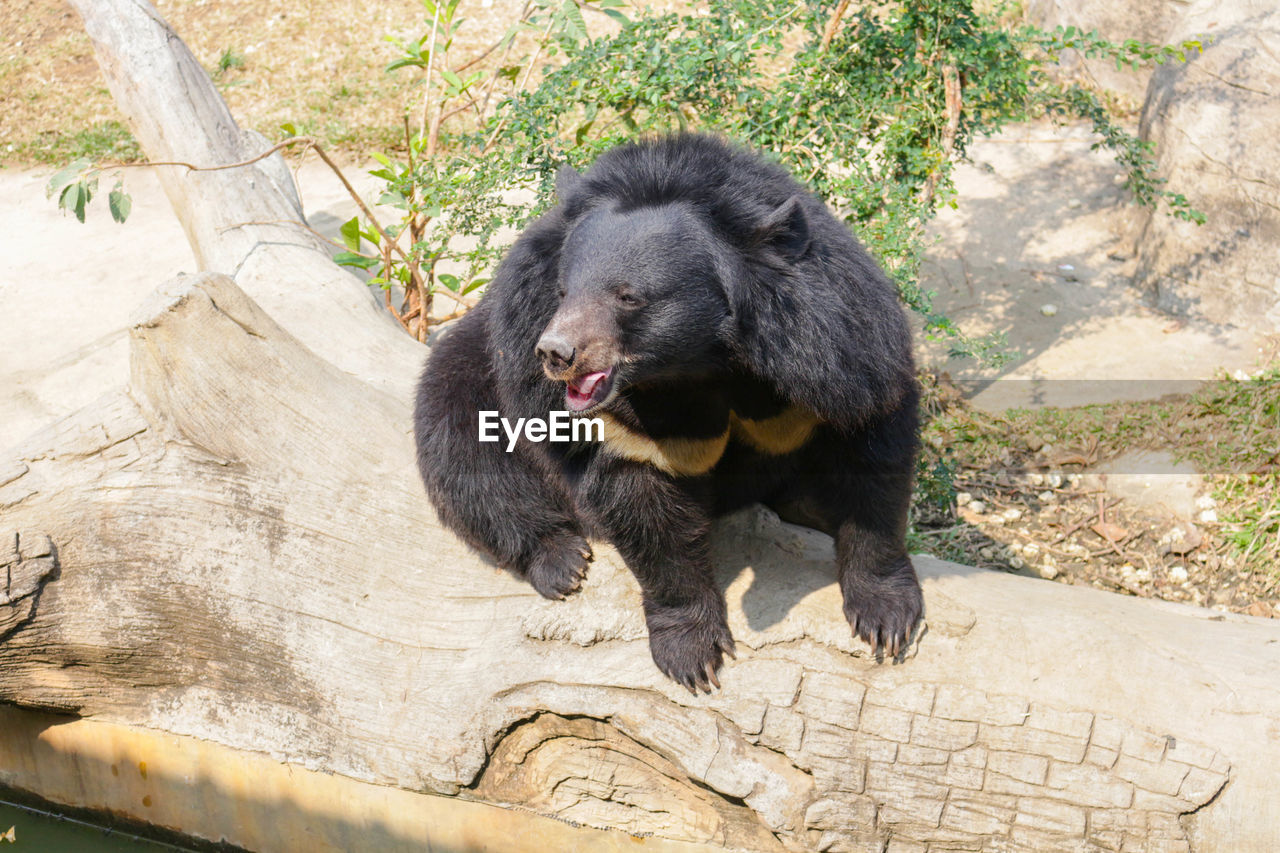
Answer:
[387,57,427,73]
[61,181,89,223]
[437,272,461,291]
[46,158,92,199]
[339,216,363,251]
[280,122,297,137]
[333,251,379,270]
[560,0,587,42]
[441,69,464,91]
[108,182,131,224]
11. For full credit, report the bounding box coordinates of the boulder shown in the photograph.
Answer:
[1134,2,1280,329]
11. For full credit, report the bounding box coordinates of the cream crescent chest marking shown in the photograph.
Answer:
[597,406,820,477]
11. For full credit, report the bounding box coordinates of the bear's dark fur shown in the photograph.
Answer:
[415,134,922,692]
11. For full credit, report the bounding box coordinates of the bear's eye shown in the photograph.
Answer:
[616,289,644,308]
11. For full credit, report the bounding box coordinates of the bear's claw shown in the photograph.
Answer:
[842,566,923,661]
[526,532,592,600]
[648,612,735,694]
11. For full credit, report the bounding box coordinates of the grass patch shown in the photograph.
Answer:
[16,120,143,166]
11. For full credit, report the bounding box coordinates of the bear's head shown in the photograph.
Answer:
[534,186,813,415]
[535,200,740,414]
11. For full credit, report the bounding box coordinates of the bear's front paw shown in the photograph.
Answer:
[842,561,923,660]
[646,605,736,694]
[525,531,592,600]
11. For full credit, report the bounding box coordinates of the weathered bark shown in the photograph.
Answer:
[3,1,1280,851]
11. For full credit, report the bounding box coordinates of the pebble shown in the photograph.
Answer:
[968,500,986,514]
[1039,562,1060,580]
[1002,508,1023,522]
[979,546,995,560]
[1198,508,1219,524]
[1066,199,1083,210]
[1038,490,1056,503]
[1009,556,1026,570]
[1195,494,1217,510]
[1170,565,1189,583]
[1040,304,1059,317]
[1026,472,1045,486]
[1022,543,1041,558]
[1046,473,1064,489]
[1066,473,1082,486]
[956,492,972,507]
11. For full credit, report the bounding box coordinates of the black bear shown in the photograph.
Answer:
[415,134,921,692]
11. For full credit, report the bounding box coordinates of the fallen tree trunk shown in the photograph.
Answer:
[3,1,1280,851]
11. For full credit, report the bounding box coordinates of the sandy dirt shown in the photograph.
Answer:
[919,122,1275,411]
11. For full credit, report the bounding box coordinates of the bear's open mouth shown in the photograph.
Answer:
[565,368,615,412]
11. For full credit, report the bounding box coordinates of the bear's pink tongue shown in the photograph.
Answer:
[566,371,609,411]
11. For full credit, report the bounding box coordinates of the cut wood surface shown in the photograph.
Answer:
[3,1,1280,851]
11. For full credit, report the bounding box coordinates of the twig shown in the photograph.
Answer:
[1051,497,1123,543]
[819,0,852,52]
[483,12,555,153]
[920,64,962,210]
[475,3,531,126]
[420,2,442,141]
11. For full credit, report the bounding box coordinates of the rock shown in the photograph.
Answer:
[1040,303,1059,316]
[1135,3,1280,330]
[1046,473,1064,489]
[1159,523,1202,556]
[969,501,986,515]
[1169,565,1189,583]
[1087,450,1203,519]
[1038,561,1061,580]
[957,492,972,507]
[1195,494,1217,510]
[1198,508,1219,524]
[1038,491,1056,503]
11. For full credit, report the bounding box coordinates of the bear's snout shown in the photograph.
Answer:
[536,332,576,375]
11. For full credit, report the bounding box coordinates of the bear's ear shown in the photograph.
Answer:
[754,196,811,259]
[556,164,583,200]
